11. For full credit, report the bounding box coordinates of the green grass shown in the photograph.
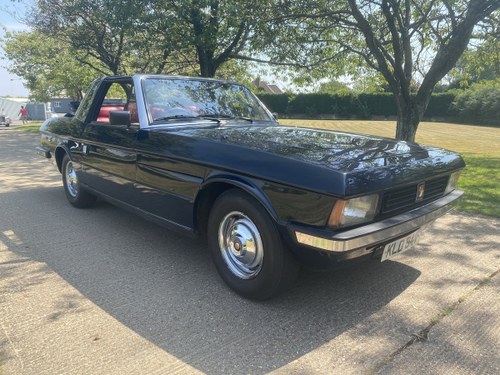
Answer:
[456,155,500,216]
[16,122,43,133]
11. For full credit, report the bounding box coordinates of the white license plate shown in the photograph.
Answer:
[381,230,422,262]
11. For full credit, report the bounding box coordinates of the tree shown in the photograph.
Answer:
[2,30,97,101]
[265,0,499,141]
[30,0,275,79]
[452,78,500,125]
[316,80,352,95]
[32,0,193,75]
[6,0,265,98]
[147,0,275,78]
[451,17,500,86]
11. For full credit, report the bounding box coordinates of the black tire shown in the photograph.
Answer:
[207,189,299,300]
[61,154,97,208]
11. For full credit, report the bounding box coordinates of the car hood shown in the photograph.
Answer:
[154,124,465,196]
[188,125,432,171]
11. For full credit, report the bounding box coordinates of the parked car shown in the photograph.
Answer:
[0,113,11,127]
[36,75,464,299]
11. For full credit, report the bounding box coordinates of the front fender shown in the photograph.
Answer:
[199,173,280,222]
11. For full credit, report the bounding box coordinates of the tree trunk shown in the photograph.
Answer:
[395,99,423,143]
[199,61,216,77]
[197,47,217,77]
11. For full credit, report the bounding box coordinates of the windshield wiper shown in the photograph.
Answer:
[154,114,254,124]
[231,116,253,123]
[202,114,253,123]
[154,115,220,124]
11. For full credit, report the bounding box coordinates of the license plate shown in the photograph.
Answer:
[381,230,422,262]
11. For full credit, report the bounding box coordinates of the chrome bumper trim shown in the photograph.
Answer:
[295,190,463,252]
[36,146,51,159]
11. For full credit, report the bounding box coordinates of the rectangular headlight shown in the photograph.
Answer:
[444,171,461,195]
[328,194,379,228]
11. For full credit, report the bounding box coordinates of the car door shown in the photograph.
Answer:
[79,79,139,204]
[133,130,205,231]
[130,77,208,231]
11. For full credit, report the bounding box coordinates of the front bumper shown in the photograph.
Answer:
[291,189,463,254]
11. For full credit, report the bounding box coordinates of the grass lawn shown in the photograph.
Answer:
[16,119,499,217]
[13,122,43,133]
[281,120,500,218]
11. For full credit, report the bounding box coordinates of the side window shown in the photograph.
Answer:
[96,82,130,123]
[75,79,101,122]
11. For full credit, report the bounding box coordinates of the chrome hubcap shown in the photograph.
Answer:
[65,161,78,197]
[218,211,264,279]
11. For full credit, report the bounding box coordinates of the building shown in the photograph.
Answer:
[251,77,283,94]
[0,97,57,121]
[48,98,76,115]
[0,97,28,120]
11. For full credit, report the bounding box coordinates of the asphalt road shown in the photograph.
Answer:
[1,128,499,375]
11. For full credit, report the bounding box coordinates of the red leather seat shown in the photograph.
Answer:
[97,105,124,122]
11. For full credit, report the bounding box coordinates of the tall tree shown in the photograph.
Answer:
[2,30,98,101]
[451,16,500,85]
[30,0,277,78]
[32,0,192,75]
[156,0,272,77]
[266,0,499,141]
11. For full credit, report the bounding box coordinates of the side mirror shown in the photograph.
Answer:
[272,112,278,120]
[109,110,131,127]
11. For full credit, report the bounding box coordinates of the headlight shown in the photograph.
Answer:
[328,194,379,228]
[444,171,461,195]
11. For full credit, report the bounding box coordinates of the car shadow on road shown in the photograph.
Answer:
[0,184,425,374]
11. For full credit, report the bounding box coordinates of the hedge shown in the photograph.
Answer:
[425,93,457,118]
[452,81,500,125]
[257,92,456,120]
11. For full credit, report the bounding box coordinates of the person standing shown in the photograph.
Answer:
[19,106,28,125]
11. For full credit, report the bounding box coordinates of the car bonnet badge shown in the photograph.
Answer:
[416,182,426,202]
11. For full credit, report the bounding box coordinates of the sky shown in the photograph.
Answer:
[0,0,31,97]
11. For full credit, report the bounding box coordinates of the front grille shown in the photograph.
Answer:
[381,175,449,214]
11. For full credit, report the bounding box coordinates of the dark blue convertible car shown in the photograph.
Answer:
[37,75,464,299]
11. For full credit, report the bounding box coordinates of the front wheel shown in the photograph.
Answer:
[207,190,299,300]
[61,154,96,208]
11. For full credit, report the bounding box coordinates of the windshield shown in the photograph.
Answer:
[142,78,274,124]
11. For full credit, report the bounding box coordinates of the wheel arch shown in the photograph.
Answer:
[54,142,76,173]
[194,175,279,238]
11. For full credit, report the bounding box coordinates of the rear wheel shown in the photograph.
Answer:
[61,154,96,208]
[207,190,299,300]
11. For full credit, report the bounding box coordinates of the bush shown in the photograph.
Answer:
[257,94,290,113]
[452,80,500,125]
[357,93,395,116]
[289,94,352,116]
[257,86,497,125]
[425,93,456,118]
